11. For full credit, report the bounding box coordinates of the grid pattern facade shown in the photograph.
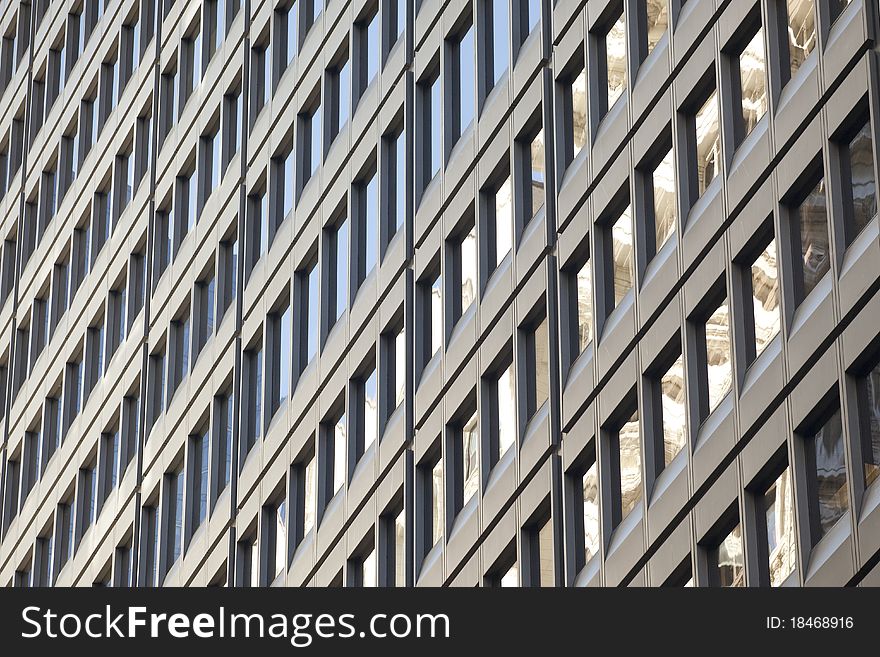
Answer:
[0,0,879,588]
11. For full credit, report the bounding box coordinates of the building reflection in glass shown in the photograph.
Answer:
[812,409,848,538]
[739,27,767,135]
[695,90,720,196]
[706,297,732,414]
[787,0,817,77]
[583,462,600,562]
[619,409,641,520]
[716,523,745,587]
[764,467,796,586]
[752,239,780,358]
[798,177,829,298]
[661,354,686,466]
[612,206,634,308]
[653,149,676,252]
[606,14,627,110]
[462,411,479,504]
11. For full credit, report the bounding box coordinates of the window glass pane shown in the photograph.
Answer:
[787,0,816,77]
[303,455,316,534]
[431,459,443,545]
[695,90,720,196]
[583,462,599,562]
[497,365,516,457]
[364,369,377,450]
[661,354,686,466]
[706,297,732,414]
[283,150,294,218]
[430,275,442,356]
[394,130,405,231]
[307,265,318,361]
[367,14,379,84]
[572,70,587,157]
[538,520,553,586]
[653,149,676,251]
[394,509,406,586]
[280,307,291,406]
[335,220,348,320]
[491,0,508,85]
[362,549,377,587]
[394,327,405,408]
[813,409,848,539]
[365,174,378,276]
[460,226,476,313]
[430,77,441,178]
[533,317,549,412]
[500,563,518,587]
[740,28,767,137]
[530,129,545,217]
[752,239,780,358]
[716,524,744,587]
[798,177,829,298]
[495,177,513,265]
[765,467,796,586]
[619,409,641,519]
[612,206,634,307]
[333,415,346,494]
[462,411,479,504]
[576,260,592,352]
[310,106,321,176]
[847,122,877,239]
[274,501,286,578]
[458,26,475,135]
[646,0,668,54]
[605,14,626,110]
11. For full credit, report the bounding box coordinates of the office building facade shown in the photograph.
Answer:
[0,0,879,587]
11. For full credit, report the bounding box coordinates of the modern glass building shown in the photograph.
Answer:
[0,0,878,588]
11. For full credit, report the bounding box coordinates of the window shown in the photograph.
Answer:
[212,391,235,504]
[452,408,479,515]
[419,69,441,193]
[320,410,347,513]
[354,7,379,104]
[269,499,287,581]
[787,169,829,304]
[250,38,271,123]
[122,391,140,473]
[782,0,816,81]
[246,186,269,275]
[114,542,133,587]
[706,521,745,587]
[837,117,877,246]
[291,446,317,546]
[223,86,242,171]
[353,363,378,462]
[327,52,350,144]
[65,356,84,431]
[268,301,291,416]
[417,452,444,560]
[353,170,379,291]
[148,346,166,428]
[76,463,98,541]
[200,127,221,209]
[273,146,295,226]
[486,359,516,469]
[188,429,209,538]
[299,95,321,191]
[450,22,475,147]
[688,86,721,205]
[205,0,225,61]
[608,204,634,314]
[303,0,324,41]
[418,268,442,372]
[243,339,264,455]
[692,292,732,421]
[604,403,641,530]
[177,166,198,238]
[524,316,549,423]
[567,67,587,163]
[236,534,259,587]
[85,314,105,395]
[598,9,626,120]
[294,257,319,377]
[802,405,848,543]
[221,233,238,316]
[523,129,545,221]
[451,222,477,325]
[742,234,780,364]
[732,24,767,146]
[523,517,554,587]
[648,348,686,469]
[380,506,406,586]
[181,24,202,100]
[325,216,349,333]
[169,306,191,396]
[484,0,509,90]
[194,269,216,360]
[2,455,20,531]
[384,0,405,58]
[757,466,797,586]
[99,427,121,503]
[642,144,676,262]
[564,250,593,363]
[163,469,185,571]
[515,0,541,49]
[160,61,180,142]
[382,126,406,246]
[639,0,668,61]
[486,176,513,275]
[140,504,159,587]
[381,322,406,427]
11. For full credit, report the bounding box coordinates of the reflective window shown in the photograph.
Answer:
[714,523,744,587]
[571,69,587,157]
[274,501,286,579]
[611,206,634,308]
[364,368,377,451]
[431,458,443,545]
[394,509,406,586]
[583,462,600,562]
[575,259,592,352]
[706,297,732,414]
[333,414,346,494]
[500,563,518,587]
[303,454,316,534]
[751,239,780,359]
[460,225,477,315]
[361,549,377,587]
[490,0,509,87]
[496,365,516,459]
[529,129,545,218]
[796,176,830,299]
[652,148,676,253]
[646,0,668,55]
[455,25,475,140]
[695,90,720,196]
[764,467,796,586]
[530,317,549,419]
[860,363,880,488]
[494,177,513,269]
[739,28,767,139]
[604,13,626,112]
[462,411,479,504]
[430,75,441,180]
[537,519,554,586]
[810,408,848,539]
[279,306,291,407]
[844,121,877,242]
[618,409,641,521]
[661,354,686,466]
[430,273,442,357]
[332,219,348,322]
[786,0,816,77]
[395,327,405,408]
